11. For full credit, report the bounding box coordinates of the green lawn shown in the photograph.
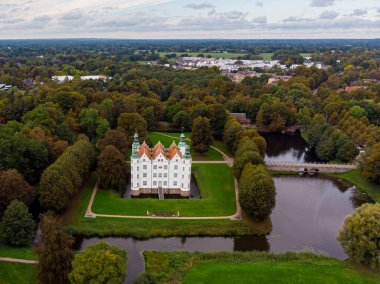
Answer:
[144,251,380,284]
[63,176,271,238]
[300,53,312,58]
[0,245,37,260]
[329,170,380,202]
[0,262,37,284]
[259,53,273,60]
[149,132,224,161]
[159,52,246,59]
[93,164,236,217]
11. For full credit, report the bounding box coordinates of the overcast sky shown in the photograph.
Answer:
[0,0,379,39]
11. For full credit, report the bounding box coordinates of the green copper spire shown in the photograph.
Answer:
[131,132,140,159]
[178,131,187,148]
[185,145,191,159]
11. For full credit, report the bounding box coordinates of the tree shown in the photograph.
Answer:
[97,146,128,193]
[36,214,74,284]
[1,200,35,246]
[233,151,264,178]
[239,163,276,221]
[79,108,110,141]
[117,112,147,143]
[0,169,34,214]
[337,203,380,268]
[223,117,243,154]
[363,143,380,184]
[191,117,212,153]
[69,241,127,284]
[349,106,366,119]
[142,107,158,131]
[173,111,191,131]
[98,130,129,156]
[336,139,358,162]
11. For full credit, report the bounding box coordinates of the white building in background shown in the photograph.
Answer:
[130,133,192,197]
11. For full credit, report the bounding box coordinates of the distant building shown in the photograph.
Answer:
[52,75,111,83]
[0,84,12,91]
[130,133,192,197]
[344,86,368,92]
[230,113,251,126]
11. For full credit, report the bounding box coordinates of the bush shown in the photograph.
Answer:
[337,203,380,268]
[235,138,259,158]
[1,200,35,246]
[363,143,380,184]
[239,163,276,221]
[69,241,127,284]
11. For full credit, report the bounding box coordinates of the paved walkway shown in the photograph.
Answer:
[0,257,38,264]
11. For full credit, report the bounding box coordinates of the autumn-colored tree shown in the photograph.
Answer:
[98,130,129,156]
[69,241,127,284]
[337,203,380,268]
[97,146,128,193]
[52,140,69,161]
[0,169,34,214]
[142,107,158,131]
[191,117,213,153]
[223,117,243,154]
[233,151,264,178]
[363,143,380,184]
[36,214,74,284]
[1,200,35,246]
[117,112,148,143]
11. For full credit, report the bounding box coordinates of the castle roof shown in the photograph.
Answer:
[138,142,150,158]
[137,141,184,160]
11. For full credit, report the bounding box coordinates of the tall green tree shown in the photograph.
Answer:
[363,143,380,184]
[98,130,129,156]
[97,146,128,194]
[69,241,127,284]
[142,107,158,131]
[1,200,35,246]
[117,112,148,143]
[36,214,74,284]
[191,117,212,153]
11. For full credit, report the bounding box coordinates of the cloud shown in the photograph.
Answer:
[252,16,267,24]
[320,10,339,19]
[184,2,214,10]
[351,9,367,16]
[255,2,263,7]
[283,17,311,22]
[310,0,335,7]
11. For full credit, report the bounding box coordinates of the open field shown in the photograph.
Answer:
[0,262,37,284]
[63,178,271,238]
[159,52,246,59]
[93,164,235,217]
[329,170,380,202]
[144,251,380,284]
[149,132,225,161]
[0,245,37,260]
[259,53,273,60]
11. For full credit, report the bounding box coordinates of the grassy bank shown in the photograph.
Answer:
[144,251,380,284]
[0,262,37,284]
[329,170,380,202]
[93,164,236,217]
[0,245,37,260]
[63,178,271,238]
[149,132,224,161]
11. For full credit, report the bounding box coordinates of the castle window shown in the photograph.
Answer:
[164,181,167,186]
[173,181,177,186]
[174,165,178,170]
[137,166,139,171]
[164,165,168,169]
[143,165,147,170]
[174,173,178,178]
[143,181,147,186]
[143,173,147,178]
[137,174,139,178]
[153,173,157,177]
[159,173,162,177]
[164,173,167,177]
[153,165,157,170]
[153,181,157,186]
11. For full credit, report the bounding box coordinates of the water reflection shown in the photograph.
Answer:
[77,176,374,283]
[262,132,320,163]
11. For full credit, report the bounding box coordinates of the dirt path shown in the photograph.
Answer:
[0,257,38,264]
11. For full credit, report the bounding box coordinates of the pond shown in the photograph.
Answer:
[76,176,373,283]
[261,132,320,163]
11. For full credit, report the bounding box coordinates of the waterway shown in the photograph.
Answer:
[76,175,373,283]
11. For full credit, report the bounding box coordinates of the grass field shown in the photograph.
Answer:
[0,262,37,284]
[63,177,271,238]
[149,132,225,161]
[93,164,235,217]
[329,170,380,202]
[159,52,246,59]
[144,251,380,284]
[259,53,273,60]
[0,245,37,260]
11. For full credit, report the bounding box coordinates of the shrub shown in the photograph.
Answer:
[233,151,264,178]
[69,241,127,284]
[363,143,380,184]
[133,273,158,284]
[337,203,380,268]
[1,200,35,246]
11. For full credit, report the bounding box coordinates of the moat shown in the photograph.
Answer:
[76,133,373,283]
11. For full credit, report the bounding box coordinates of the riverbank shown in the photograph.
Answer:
[143,251,380,284]
[329,170,380,202]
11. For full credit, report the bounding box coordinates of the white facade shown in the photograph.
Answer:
[130,133,192,197]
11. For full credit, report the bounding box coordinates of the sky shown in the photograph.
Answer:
[0,0,379,39]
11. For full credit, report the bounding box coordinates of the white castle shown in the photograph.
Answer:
[130,132,192,197]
